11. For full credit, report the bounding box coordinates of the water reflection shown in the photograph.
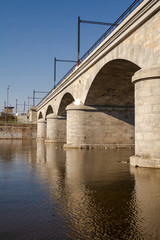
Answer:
[0,139,37,167]
[64,149,138,239]
[0,140,160,240]
[37,140,46,163]
[130,167,160,240]
[36,142,140,239]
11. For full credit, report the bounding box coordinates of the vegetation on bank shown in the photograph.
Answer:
[0,112,16,123]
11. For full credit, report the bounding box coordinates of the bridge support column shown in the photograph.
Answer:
[37,119,46,140]
[45,113,66,143]
[130,65,160,168]
[65,103,134,149]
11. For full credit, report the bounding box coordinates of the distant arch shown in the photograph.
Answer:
[45,105,54,119]
[58,93,74,116]
[38,112,43,119]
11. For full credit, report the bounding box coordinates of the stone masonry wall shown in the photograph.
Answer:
[66,104,134,147]
[0,123,37,139]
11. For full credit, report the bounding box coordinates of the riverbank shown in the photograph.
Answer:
[0,123,37,139]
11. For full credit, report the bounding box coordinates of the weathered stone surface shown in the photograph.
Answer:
[65,103,134,147]
[28,107,37,123]
[0,123,37,139]
[130,66,160,168]
[64,143,134,150]
[37,119,46,140]
[130,155,160,168]
[45,113,66,143]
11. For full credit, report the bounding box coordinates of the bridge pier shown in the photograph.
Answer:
[64,102,134,149]
[130,65,160,168]
[37,118,46,140]
[45,113,66,143]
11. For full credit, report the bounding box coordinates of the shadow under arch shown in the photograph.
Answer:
[84,59,140,125]
[45,105,54,119]
[58,93,74,116]
[85,59,140,107]
[38,112,43,119]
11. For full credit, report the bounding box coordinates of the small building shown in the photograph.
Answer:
[5,107,14,113]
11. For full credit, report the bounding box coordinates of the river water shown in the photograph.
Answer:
[0,140,160,240]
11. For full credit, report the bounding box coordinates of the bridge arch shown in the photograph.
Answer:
[45,105,54,119]
[57,92,74,116]
[64,59,141,148]
[84,59,140,106]
[38,112,43,119]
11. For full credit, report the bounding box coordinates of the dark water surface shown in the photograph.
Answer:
[0,140,160,240]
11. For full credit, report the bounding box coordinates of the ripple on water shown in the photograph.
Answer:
[0,141,160,239]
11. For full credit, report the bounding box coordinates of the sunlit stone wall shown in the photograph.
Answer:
[65,103,134,148]
[0,123,37,139]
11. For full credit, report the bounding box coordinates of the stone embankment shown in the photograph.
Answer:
[0,123,37,139]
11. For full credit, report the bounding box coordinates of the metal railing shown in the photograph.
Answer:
[38,0,144,106]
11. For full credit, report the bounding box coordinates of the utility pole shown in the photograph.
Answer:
[4,101,6,111]
[7,85,10,109]
[23,101,26,113]
[54,57,56,89]
[78,16,80,64]
[28,97,29,112]
[54,57,77,88]
[33,90,35,106]
[77,17,115,63]
[6,85,10,122]
[16,99,18,114]
[31,91,49,106]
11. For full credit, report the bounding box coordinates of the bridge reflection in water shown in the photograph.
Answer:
[0,140,160,239]
[37,141,160,239]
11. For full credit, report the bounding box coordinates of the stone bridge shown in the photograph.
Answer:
[37,0,160,168]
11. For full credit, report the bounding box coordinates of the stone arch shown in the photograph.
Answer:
[38,112,43,119]
[84,59,140,107]
[57,93,74,116]
[71,59,141,147]
[45,105,54,119]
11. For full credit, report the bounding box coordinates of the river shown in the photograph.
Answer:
[0,140,160,240]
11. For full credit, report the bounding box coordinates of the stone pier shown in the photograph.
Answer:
[45,113,66,143]
[130,66,160,168]
[64,103,134,149]
[37,119,46,140]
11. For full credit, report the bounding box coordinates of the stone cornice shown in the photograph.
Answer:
[132,65,160,82]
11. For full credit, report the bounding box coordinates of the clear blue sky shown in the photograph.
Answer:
[0,0,134,113]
